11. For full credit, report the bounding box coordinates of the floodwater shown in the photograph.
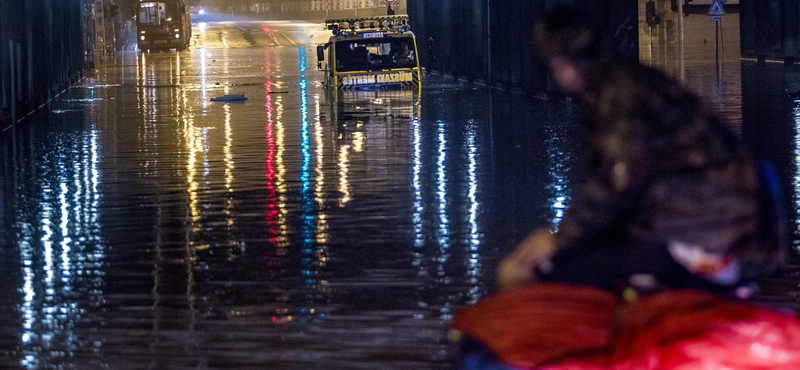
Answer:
[0,19,799,370]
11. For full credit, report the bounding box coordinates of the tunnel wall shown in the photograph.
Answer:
[740,0,800,62]
[0,0,89,131]
[408,0,639,92]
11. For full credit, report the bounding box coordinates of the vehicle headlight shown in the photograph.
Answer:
[175,34,180,38]
[140,35,145,40]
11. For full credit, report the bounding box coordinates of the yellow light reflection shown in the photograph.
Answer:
[193,131,203,224]
[140,52,146,87]
[175,53,181,86]
[314,95,329,245]
[224,102,234,194]
[177,66,200,329]
[352,132,365,152]
[184,105,203,227]
[201,49,208,115]
[338,144,351,207]
[275,97,289,246]
[137,53,145,114]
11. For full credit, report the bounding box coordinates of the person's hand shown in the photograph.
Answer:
[497,229,556,292]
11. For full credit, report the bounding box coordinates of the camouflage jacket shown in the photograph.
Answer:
[553,62,782,283]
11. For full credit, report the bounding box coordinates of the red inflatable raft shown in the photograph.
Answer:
[451,283,800,370]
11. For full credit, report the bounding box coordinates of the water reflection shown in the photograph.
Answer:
[465,122,481,304]
[274,91,289,248]
[337,139,351,207]
[544,113,572,230]
[0,44,585,369]
[314,95,329,247]
[435,119,452,319]
[412,102,424,251]
[201,49,208,115]
[10,120,104,369]
[298,45,326,321]
[794,98,800,251]
[265,53,282,247]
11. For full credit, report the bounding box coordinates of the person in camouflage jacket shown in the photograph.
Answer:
[498,6,786,298]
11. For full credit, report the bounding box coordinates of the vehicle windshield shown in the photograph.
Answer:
[335,36,416,72]
[138,1,182,25]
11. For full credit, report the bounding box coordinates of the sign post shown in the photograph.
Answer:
[384,0,396,15]
[708,1,725,22]
[708,1,725,78]
[677,0,685,80]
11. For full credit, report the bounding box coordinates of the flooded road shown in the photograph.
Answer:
[0,21,567,369]
[1,19,799,369]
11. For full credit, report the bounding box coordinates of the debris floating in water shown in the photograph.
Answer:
[210,94,247,102]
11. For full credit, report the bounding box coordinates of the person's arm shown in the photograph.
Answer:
[555,115,653,251]
[497,229,556,291]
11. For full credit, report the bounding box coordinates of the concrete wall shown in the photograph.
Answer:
[741,0,800,62]
[408,0,639,91]
[0,0,90,131]
[638,1,741,70]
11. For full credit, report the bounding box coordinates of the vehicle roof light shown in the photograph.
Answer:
[325,15,411,34]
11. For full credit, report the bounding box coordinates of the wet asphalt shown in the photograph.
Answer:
[1,18,799,369]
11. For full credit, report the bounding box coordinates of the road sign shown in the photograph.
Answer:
[708,1,725,16]
[711,15,721,21]
[384,0,397,3]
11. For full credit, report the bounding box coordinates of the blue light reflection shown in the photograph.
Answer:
[465,122,481,304]
[793,98,800,251]
[298,46,322,321]
[17,126,104,369]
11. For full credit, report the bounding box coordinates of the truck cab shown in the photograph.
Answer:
[318,15,421,90]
